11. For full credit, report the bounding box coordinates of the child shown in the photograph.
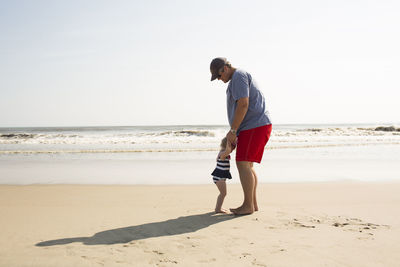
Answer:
[211,137,234,213]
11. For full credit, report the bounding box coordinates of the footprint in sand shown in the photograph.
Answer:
[286,218,316,228]
[279,213,391,240]
[331,217,390,234]
[252,258,267,267]
[80,256,105,266]
[271,245,287,254]
[152,250,165,255]
[158,258,178,264]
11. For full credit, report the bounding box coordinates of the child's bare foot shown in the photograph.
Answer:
[215,208,229,214]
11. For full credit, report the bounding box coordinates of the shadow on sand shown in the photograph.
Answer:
[36,212,235,247]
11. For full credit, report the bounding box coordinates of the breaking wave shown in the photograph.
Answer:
[1,141,399,154]
[1,125,399,154]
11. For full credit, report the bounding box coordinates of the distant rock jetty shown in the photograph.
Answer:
[375,126,400,132]
[0,133,35,139]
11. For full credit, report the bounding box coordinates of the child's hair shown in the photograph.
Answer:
[220,137,227,151]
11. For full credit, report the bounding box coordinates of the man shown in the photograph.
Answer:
[210,57,272,215]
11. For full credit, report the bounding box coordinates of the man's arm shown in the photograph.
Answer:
[226,97,249,144]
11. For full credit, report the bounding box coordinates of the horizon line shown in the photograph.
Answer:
[0,122,399,129]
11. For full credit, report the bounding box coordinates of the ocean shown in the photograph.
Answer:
[1,124,399,184]
[1,124,399,154]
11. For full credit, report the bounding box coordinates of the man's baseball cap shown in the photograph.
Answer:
[210,57,228,81]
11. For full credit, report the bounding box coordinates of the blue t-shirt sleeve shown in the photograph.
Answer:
[231,71,250,101]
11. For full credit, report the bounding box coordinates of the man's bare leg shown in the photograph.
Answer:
[230,161,255,215]
[250,162,259,211]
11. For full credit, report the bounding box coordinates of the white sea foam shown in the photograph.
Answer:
[0,124,399,154]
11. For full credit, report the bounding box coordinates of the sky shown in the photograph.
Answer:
[1,0,399,127]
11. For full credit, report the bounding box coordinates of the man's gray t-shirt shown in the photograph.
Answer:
[226,69,271,134]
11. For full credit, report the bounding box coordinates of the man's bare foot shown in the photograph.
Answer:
[254,206,259,212]
[215,208,229,214]
[229,206,240,213]
[230,206,254,215]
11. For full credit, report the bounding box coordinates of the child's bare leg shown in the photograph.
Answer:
[215,180,227,213]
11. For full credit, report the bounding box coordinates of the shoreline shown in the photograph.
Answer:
[2,144,400,185]
[2,180,400,186]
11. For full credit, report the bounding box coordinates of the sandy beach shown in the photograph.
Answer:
[1,182,399,267]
